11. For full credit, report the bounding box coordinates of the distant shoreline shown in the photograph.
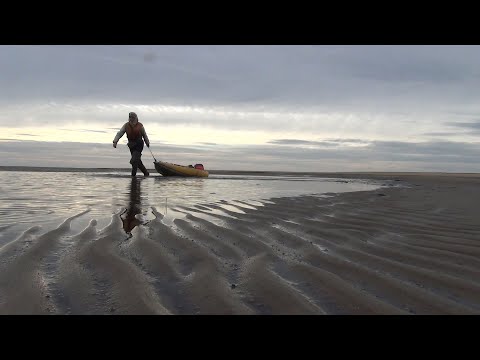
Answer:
[0,166,479,180]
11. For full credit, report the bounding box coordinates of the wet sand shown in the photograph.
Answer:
[0,172,479,314]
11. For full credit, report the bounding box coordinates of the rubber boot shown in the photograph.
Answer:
[131,165,138,177]
[138,161,149,176]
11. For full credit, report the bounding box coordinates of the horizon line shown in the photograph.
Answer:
[0,165,479,176]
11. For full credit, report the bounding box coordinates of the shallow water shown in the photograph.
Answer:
[0,170,383,245]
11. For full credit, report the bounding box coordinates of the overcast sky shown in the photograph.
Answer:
[1,45,480,172]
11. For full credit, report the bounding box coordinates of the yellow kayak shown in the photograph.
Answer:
[154,161,209,177]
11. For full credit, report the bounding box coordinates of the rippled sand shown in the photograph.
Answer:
[0,172,479,314]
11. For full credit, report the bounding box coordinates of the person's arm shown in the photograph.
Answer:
[141,126,150,147]
[113,123,127,148]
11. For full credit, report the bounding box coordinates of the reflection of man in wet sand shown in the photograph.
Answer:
[121,177,142,234]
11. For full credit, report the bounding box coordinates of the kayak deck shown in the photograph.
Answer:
[154,161,209,177]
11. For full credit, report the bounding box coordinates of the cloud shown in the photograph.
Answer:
[422,132,461,137]
[2,138,480,172]
[268,138,371,147]
[143,52,157,63]
[66,129,109,133]
[2,45,480,112]
[445,121,480,133]
[268,139,330,146]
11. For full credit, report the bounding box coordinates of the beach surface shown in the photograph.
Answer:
[0,170,479,314]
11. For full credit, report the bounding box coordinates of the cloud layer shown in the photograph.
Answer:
[1,45,480,171]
